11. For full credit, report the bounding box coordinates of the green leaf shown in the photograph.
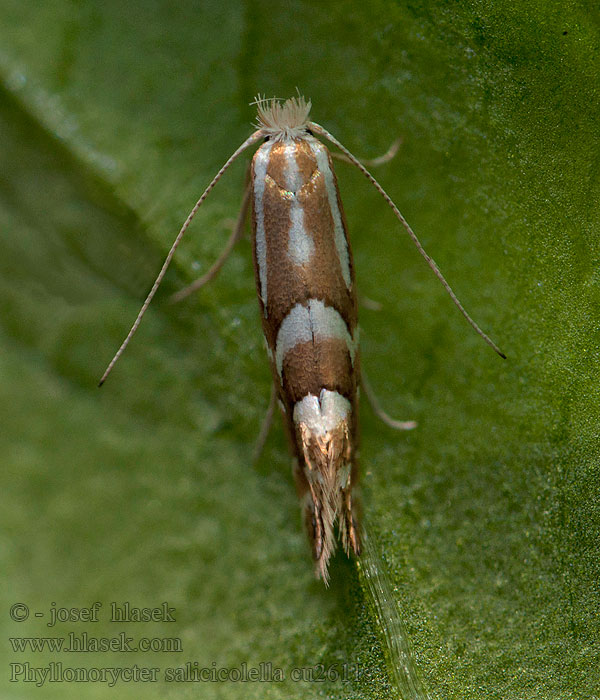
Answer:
[1,2,598,698]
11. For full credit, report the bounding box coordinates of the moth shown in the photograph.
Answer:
[100,95,504,583]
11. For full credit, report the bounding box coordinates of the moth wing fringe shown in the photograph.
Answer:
[297,419,356,584]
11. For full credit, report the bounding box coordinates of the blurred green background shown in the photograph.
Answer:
[1,1,599,698]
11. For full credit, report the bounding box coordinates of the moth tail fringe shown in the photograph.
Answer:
[298,419,360,585]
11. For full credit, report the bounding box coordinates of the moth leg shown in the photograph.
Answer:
[331,137,401,168]
[252,382,277,465]
[170,176,251,303]
[361,368,417,431]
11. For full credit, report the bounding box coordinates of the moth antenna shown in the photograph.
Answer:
[169,180,252,303]
[309,121,506,360]
[98,129,265,387]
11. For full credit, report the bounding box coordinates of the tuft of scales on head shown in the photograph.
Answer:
[254,94,312,141]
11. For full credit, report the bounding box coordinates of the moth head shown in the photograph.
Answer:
[253,93,312,141]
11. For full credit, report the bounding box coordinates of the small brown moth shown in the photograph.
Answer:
[100,95,504,583]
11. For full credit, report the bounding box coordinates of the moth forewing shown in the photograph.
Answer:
[250,129,361,582]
